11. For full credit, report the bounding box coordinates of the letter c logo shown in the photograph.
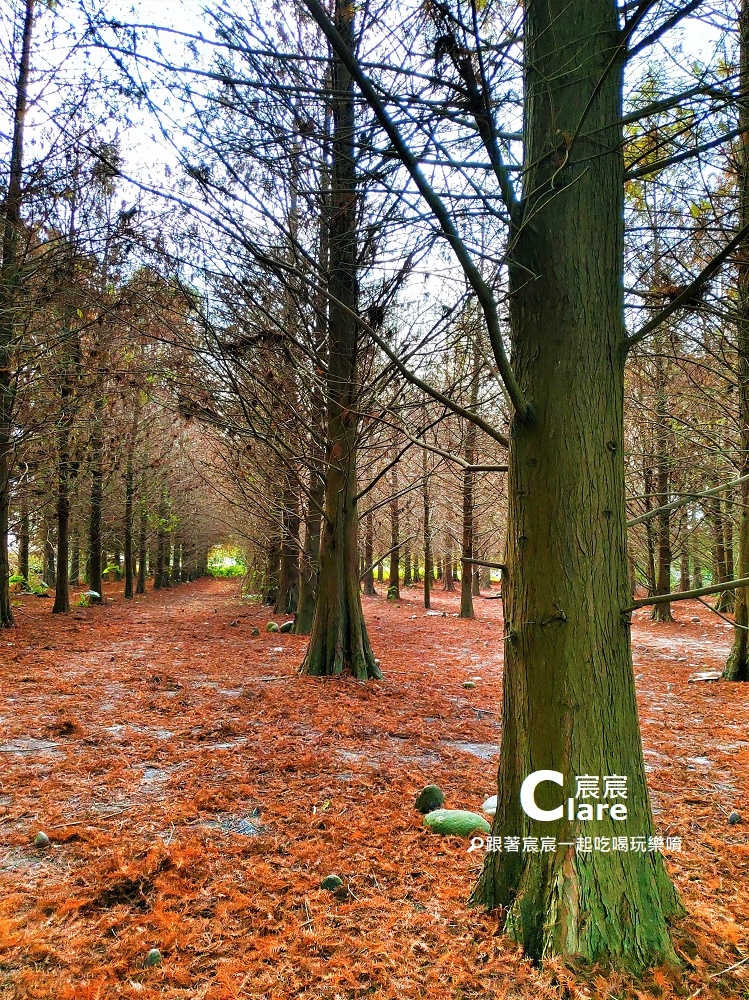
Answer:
[520,769,564,821]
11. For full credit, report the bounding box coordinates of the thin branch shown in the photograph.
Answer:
[627,473,749,526]
[460,557,507,570]
[627,578,749,610]
[625,221,749,351]
[359,535,416,582]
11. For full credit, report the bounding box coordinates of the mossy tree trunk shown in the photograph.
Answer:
[471,0,682,969]
[300,0,379,679]
[725,0,749,681]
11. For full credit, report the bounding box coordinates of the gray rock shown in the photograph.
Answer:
[481,794,497,816]
[251,627,260,637]
[33,831,50,848]
[729,810,742,825]
[279,620,294,633]
[415,784,445,814]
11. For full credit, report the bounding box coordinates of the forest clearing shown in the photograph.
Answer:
[0,578,747,999]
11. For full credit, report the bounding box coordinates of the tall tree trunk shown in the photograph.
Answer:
[718,509,736,612]
[471,0,681,966]
[651,356,673,621]
[642,458,656,594]
[136,479,147,594]
[712,497,732,611]
[0,0,33,627]
[725,0,749,680]
[362,509,376,596]
[52,404,71,613]
[460,365,479,618]
[295,465,325,632]
[403,544,412,587]
[275,476,300,614]
[423,458,432,610]
[300,0,379,678]
[43,527,56,588]
[19,493,29,583]
[443,538,455,591]
[87,417,103,603]
[123,405,139,599]
[388,459,400,600]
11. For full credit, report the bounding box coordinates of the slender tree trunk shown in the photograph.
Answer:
[693,558,703,589]
[651,357,673,621]
[275,476,300,614]
[718,510,736,612]
[87,411,104,603]
[300,0,379,678]
[388,460,400,599]
[19,493,29,583]
[0,0,33,627]
[443,539,455,591]
[680,545,690,593]
[123,406,139,599]
[403,544,412,587]
[712,497,732,611]
[43,528,56,589]
[423,459,431,610]
[52,410,71,613]
[471,0,681,966]
[460,366,479,618]
[263,531,280,604]
[362,510,376,596]
[725,0,749,680]
[642,459,656,594]
[295,466,325,632]
[136,479,147,594]
[376,558,383,583]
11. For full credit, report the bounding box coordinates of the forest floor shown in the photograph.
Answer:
[0,578,748,1000]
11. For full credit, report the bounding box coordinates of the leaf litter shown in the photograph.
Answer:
[0,578,747,998]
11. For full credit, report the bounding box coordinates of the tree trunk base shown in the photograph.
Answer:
[470,846,684,972]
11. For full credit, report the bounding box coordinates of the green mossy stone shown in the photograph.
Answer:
[462,680,477,689]
[145,948,162,967]
[415,784,445,814]
[423,809,490,837]
[266,622,279,633]
[279,620,294,633]
[33,831,50,848]
[320,874,344,890]
[251,627,260,637]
